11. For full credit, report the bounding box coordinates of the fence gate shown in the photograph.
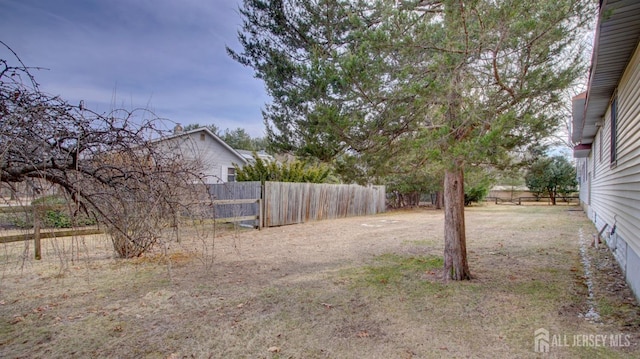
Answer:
[207,182,262,227]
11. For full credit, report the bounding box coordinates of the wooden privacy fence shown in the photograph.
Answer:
[1,181,386,253]
[206,181,386,228]
[263,182,386,227]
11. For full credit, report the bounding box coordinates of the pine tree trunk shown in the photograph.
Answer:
[443,165,471,280]
[435,191,443,210]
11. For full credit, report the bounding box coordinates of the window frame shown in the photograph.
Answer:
[599,130,603,162]
[610,95,618,167]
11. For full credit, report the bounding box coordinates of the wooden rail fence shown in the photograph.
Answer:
[210,198,263,228]
[1,181,387,258]
[486,196,580,205]
[208,181,262,227]
[0,205,102,260]
[0,228,102,244]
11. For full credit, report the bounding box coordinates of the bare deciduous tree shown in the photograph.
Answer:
[1,44,208,258]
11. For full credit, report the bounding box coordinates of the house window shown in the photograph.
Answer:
[610,96,618,166]
[599,131,603,162]
[227,167,236,182]
[593,145,596,178]
[200,133,206,141]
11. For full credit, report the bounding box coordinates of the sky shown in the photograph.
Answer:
[0,0,269,137]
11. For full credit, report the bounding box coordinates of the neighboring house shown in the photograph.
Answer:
[236,149,276,164]
[154,125,248,184]
[572,0,640,300]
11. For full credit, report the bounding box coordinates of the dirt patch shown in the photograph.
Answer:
[0,205,639,358]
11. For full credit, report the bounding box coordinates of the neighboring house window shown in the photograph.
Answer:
[200,133,206,141]
[610,96,618,166]
[227,167,236,182]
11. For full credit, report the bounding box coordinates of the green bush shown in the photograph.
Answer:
[464,183,489,206]
[235,152,331,184]
[30,195,96,228]
[4,211,31,229]
[42,209,73,228]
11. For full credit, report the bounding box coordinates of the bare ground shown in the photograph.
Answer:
[0,204,639,358]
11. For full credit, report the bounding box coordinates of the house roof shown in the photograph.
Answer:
[572,0,640,156]
[153,127,248,165]
[236,149,275,163]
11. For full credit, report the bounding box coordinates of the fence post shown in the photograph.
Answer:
[261,183,266,228]
[33,206,41,260]
[258,198,263,229]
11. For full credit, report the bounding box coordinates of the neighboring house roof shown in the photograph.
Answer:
[153,126,248,165]
[236,149,275,163]
[572,0,640,157]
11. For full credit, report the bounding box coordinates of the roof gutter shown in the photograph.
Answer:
[572,0,640,154]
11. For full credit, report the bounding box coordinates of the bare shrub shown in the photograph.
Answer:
[1,42,210,258]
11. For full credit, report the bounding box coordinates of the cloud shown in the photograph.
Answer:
[0,0,268,137]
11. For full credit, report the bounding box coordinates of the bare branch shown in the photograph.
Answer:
[1,49,209,258]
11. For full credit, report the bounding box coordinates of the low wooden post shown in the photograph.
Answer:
[258,198,263,230]
[261,183,266,229]
[33,206,41,260]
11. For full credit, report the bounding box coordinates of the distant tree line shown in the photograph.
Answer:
[182,123,268,152]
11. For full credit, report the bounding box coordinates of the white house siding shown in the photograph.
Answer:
[156,130,246,184]
[182,132,244,183]
[584,42,640,299]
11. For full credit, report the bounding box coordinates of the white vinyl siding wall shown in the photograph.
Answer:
[587,42,640,292]
[157,130,246,184]
[183,132,246,183]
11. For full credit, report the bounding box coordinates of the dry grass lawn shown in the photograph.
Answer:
[1,204,639,358]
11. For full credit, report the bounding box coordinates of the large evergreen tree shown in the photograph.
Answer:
[229,0,591,280]
[525,156,578,205]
